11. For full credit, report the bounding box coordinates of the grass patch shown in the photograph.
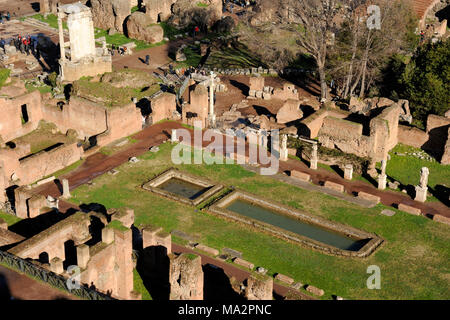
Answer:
[0,212,22,227]
[73,70,160,108]
[29,14,67,30]
[69,142,450,300]
[385,144,450,190]
[0,68,11,88]
[133,269,152,300]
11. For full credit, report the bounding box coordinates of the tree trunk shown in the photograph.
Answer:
[318,65,328,100]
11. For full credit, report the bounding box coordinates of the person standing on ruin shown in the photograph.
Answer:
[145,54,150,65]
[6,12,10,21]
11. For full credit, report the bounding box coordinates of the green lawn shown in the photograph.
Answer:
[384,144,450,190]
[204,43,266,69]
[67,142,450,300]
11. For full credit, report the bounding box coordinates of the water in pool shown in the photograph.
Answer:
[226,199,368,251]
[158,178,209,200]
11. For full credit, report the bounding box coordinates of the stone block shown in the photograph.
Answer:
[275,273,294,285]
[306,285,324,296]
[432,214,450,226]
[357,192,380,204]
[50,257,64,274]
[195,244,219,256]
[324,181,345,193]
[398,203,421,216]
[291,170,311,182]
[102,227,115,244]
[233,257,254,270]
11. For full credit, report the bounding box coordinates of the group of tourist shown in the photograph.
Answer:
[10,35,40,58]
[0,11,11,24]
[110,44,127,56]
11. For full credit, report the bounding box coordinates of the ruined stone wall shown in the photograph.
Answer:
[150,93,176,124]
[441,127,450,165]
[17,142,82,186]
[61,57,113,82]
[103,103,142,145]
[318,117,372,158]
[427,114,450,133]
[169,253,203,300]
[0,91,43,142]
[8,212,91,259]
[370,105,400,160]
[42,97,108,139]
[397,125,429,148]
[80,227,134,300]
[183,84,209,127]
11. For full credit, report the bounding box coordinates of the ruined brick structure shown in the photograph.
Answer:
[58,3,112,81]
[169,252,204,300]
[7,209,136,300]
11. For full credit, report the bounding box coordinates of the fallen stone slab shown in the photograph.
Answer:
[398,203,421,216]
[171,229,197,242]
[324,181,345,193]
[275,273,294,285]
[291,170,311,182]
[129,156,139,163]
[233,258,254,270]
[195,244,219,256]
[306,285,324,296]
[222,247,242,259]
[380,209,396,216]
[357,191,380,204]
[432,214,450,226]
[256,267,267,275]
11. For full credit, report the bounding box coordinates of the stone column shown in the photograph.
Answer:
[414,167,429,202]
[57,12,66,62]
[171,129,178,142]
[280,134,288,161]
[62,178,71,198]
[344,164,353,180]
[310,143,318,170]
[208,72,216,127]
[378,159,387,190]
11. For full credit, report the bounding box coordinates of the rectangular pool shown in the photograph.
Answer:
[226,199,367,251]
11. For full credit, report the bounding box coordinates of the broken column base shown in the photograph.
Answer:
[414,186,428,202]
[378,174,387,190]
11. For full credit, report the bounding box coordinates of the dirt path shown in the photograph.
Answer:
[0,265,76,300]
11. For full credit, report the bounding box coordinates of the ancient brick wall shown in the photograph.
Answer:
[8,212,91,259]
[150,93,176,124]
[17,142,82,185]
[42,97,108,139]
[0,91,43,142]
[397,125,429,148]
[169,253,203,300]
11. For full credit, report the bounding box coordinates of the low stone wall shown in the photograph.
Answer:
[18,142,83,185]
[398,203,421,216]
[209,190,383,258]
